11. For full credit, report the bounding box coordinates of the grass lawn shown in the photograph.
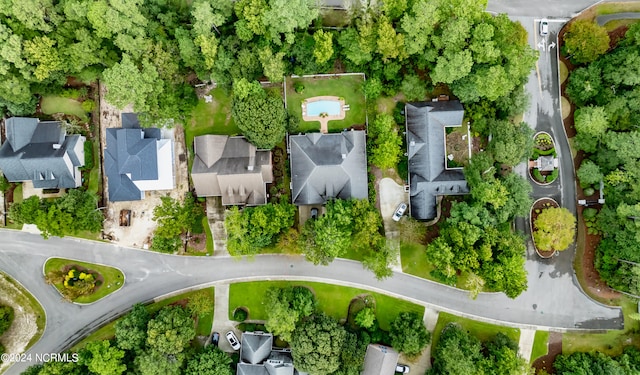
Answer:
[229,281,424,331]
[44,258,124,304]
[530,330,549,363]
[0,271,46,350]
[71,287,215,351]
[563,296,640,356]
[286,75,366,132]
[13,183,23,203]
[186,87,239,151]
[604,19,640,31]
[401,241,432,279]
[559,60,569,85]
[41,96,88,121]
[431,312,521,352]
[596,2,640,15]
[87,140,100,195]
[204,216,213,255]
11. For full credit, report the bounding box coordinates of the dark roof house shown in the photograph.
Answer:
[362,344,399,375]
[237,332,295,375]
[0,117,85,189]
[104,113,174,202]
[289,130,367,205]
[405,101,470,220]
[191,135,273,206]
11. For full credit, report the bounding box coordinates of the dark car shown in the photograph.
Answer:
[210,332,220,346]
[310,208,319,220]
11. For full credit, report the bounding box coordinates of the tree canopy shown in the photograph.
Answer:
[563,20,610,64]
[389,312,430,356]
[231,88,287,149]
[533,207,576,251]
[264,286,317,342]
[291,314,347,375]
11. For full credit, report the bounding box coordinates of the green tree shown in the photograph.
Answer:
[135,350,184,375]
[368,114,402,169]
[354,307,376,329]
[257,47,285,83]
[232,78,264,101]
[152,194,204,252]
[577,160,603,188]
[376,16,405,62]
[146,306,195,355]
[574,106,609,152]
[187,290,214,317]
[563,20,610,64]
[488,120,533,166]
[291,314,347,375]
[264,286,316,342]
[300,199,353,265]
[400,74,426,101]
[232,90,287,149]
[262,0,318,44]
[102,54,160,112]
[79,340,126,375]
[533,207,576,251]
[313,30,334,64]
[184,346,233,375]
[429,324,482,375]
[565,64,603,106]
[115,303,150,352]
[389,312,430,356]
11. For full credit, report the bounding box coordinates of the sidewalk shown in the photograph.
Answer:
[518,328,536,363]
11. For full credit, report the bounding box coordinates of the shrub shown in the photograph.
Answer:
[294,82,305,93]
[583,187,595,196]
[81,99,96,113]
[0,174,10,193]
[233,307,248,322]
[532,168,545,182]
[547,168,559,183]
[0,305,14,335]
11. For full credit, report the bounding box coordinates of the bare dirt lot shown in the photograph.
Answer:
[99,84,190,249]
[0,272,44,373]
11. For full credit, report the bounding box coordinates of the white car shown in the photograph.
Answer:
[395,364,410,374]
[392,203,408,222]
[540,19,549,36]
[226,331,241,350]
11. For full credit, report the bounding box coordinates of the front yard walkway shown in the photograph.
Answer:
[206,196,228,256]
[518,328,536,362]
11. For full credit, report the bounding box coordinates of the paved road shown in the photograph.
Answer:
[596,12,640,26]
[0,229,622,374]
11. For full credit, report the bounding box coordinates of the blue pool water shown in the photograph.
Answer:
[306,100,341,116]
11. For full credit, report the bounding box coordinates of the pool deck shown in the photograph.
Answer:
[301,96,346,133]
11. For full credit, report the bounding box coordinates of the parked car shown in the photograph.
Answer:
[310,208,319,220]
[540,19,549,36]
[392,203,408,221]
[226,331,241,350]
[395,364,410,374]
[210,332,220,346]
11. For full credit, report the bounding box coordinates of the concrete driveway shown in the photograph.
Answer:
[379,178,408,226]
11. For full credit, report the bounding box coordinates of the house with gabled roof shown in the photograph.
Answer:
[362,344,399,375]
[0,117,85,189]
[104,113,174,202]
[191,135,273,206]
[405,101,470,220]
[237,332,296,375]
[288,130,367,205]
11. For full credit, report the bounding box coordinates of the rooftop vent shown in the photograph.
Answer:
[53,143,61,149]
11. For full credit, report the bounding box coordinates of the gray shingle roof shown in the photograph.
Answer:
[191,135,273,205]
[289,131,367,205]
[406,101,469,220]
[104,113,167,202]
[241,332,273,365]
[362,344,398,375]
[0,117,84,189]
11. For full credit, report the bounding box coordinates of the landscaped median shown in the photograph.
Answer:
[228,280,424,331]
[43,258,124,304]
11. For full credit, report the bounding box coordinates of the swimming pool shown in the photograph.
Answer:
[306,100,341,116]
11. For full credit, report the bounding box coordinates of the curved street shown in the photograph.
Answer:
[0,229,622,374]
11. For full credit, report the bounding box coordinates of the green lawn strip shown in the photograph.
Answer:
[204,216,213,255]
[44,258,124,303]
[605,19,640,32]
[71,287,215,351]
[530,331,549,363]
[41,96,88,121]
[0,271,46,349]
[563,296,640,356]
[13,183,23,203]
[186,88,239,151]
[286,75,367,132]
[596,2,640,15]
[87,139,100,194]
[229,281,424,331]
[431,312,521,353]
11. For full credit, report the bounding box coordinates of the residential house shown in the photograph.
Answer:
[104,113,174,202]
[405,101,470,220]
[0,117,84,189]
[288,130,367,205]
[191,135,273,206]
[362,344,399,375]
[237,332,296,375]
